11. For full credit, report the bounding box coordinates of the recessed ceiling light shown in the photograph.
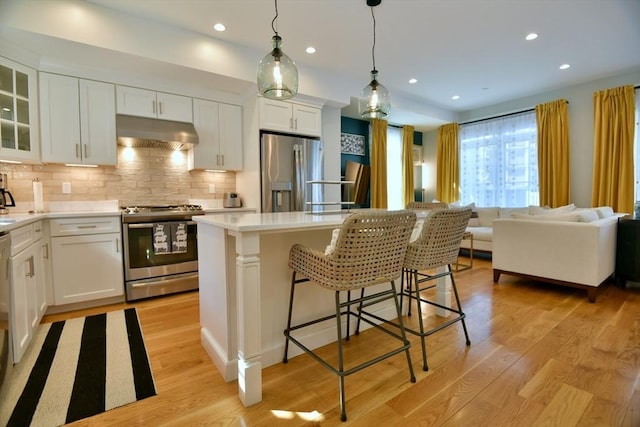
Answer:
[305,46,316,54]
[213,23,226,32]
[559,64,571,70]
[408,78,417,84]
[451,95,460,100]
[525,33,538,41]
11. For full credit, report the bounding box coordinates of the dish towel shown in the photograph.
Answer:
[153,223,171,255]
[171,222,188,254]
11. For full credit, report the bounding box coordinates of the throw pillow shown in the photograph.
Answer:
[499,207,529,218]
[594,206,614,219]
[574,209,599,222]
[546,203,576,215]
[410,219,424,242]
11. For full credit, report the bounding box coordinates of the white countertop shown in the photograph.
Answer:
[195,209,374,232]
[194,208,435,233]
[194,210,350,233]
[0,210,122,233]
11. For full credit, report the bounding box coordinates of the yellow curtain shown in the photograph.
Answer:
[591,85,635,213]
[436,123,459,203]
[536,99,570,207]
[370,119,388,209]
[402,125,415,208]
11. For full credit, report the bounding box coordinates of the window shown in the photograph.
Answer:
[459,111,538,207]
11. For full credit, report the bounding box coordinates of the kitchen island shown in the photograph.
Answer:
[195,209,455,407]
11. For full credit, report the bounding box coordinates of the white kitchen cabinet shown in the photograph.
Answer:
[39,73,117,165]
[10,220,46,363]
[116,85,193,123]
[0,57,40,163]
[188,99,242,171]
[50,217,123,305]
[259,98,322,137]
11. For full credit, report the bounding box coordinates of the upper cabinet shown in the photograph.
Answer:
[0,57,40,163]
[259,98,321,137]
[39,73,117,166]
[116,85,193,123]
[189,99,242,171]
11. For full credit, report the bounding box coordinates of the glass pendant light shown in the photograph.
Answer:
[257,0,298,100]
[359,0,390,119]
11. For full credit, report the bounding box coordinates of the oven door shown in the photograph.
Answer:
[123,220,198,281]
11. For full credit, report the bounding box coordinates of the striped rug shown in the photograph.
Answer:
[1,308,156,427]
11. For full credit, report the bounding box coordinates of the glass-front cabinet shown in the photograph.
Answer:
[0,56,39,162]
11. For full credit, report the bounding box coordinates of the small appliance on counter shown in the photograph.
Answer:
[223,192,242,208]
[0,174,16,215]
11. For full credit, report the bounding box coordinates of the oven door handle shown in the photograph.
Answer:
[126,221,197,229]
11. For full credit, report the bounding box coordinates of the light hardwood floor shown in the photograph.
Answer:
[42,257,640,426]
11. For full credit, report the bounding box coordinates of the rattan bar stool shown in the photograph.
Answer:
[283,210,417,422]
[363,207,472,371]
[403,207,472,370]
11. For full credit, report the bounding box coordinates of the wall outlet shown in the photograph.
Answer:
[62,182,71,194]
[209,184,216,194]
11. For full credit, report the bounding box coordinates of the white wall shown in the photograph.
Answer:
[424,70,640,207]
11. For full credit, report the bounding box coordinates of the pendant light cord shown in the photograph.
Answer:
[371,5,376,72]
[272,0,279,36]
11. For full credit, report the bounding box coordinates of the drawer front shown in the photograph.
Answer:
[49,216,121,236]
[10,222,40,255]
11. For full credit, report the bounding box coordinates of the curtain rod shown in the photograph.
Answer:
[460,100,570,126]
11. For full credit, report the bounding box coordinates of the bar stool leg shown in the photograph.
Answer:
[335,291,347,422]
[283,271,298,363]
[390,280,417,383]
[413,269,429,371]
[449,267,471,346]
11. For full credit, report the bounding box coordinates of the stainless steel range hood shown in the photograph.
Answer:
[116,115,199,150]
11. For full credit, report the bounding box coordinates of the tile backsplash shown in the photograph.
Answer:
[1,146,236,211]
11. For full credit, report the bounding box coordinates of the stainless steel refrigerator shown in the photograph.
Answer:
[261,132,324,212]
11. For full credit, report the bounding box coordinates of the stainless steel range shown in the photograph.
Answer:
[121,204,204,301]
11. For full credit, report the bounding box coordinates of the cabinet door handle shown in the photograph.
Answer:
[26,255,34,278]
[75,144,80,158]
[216,154,220,165]
[152,100,157,115]
[159,101,163,115]
[294,118,298,130]
[221,154,224,165]
[290,117,293,129]
[77,225,98,229]
[83,144,88,159]
[43,243,49,259]
[115,238,120,253]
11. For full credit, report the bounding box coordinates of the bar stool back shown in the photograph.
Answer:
[284,210,417,422]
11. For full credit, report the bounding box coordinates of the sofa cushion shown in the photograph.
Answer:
[528,204,577,216]
[466,226,493,242]
[476,207,499,227]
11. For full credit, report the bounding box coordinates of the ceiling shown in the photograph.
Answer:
[3,0,640,131]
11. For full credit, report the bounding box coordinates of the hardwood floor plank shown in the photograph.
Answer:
[531,383,592,427]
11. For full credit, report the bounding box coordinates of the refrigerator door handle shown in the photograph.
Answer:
[293,145,304,211]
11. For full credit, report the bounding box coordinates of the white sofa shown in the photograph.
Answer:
[492,211,621,302]
[461,206,533,252]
